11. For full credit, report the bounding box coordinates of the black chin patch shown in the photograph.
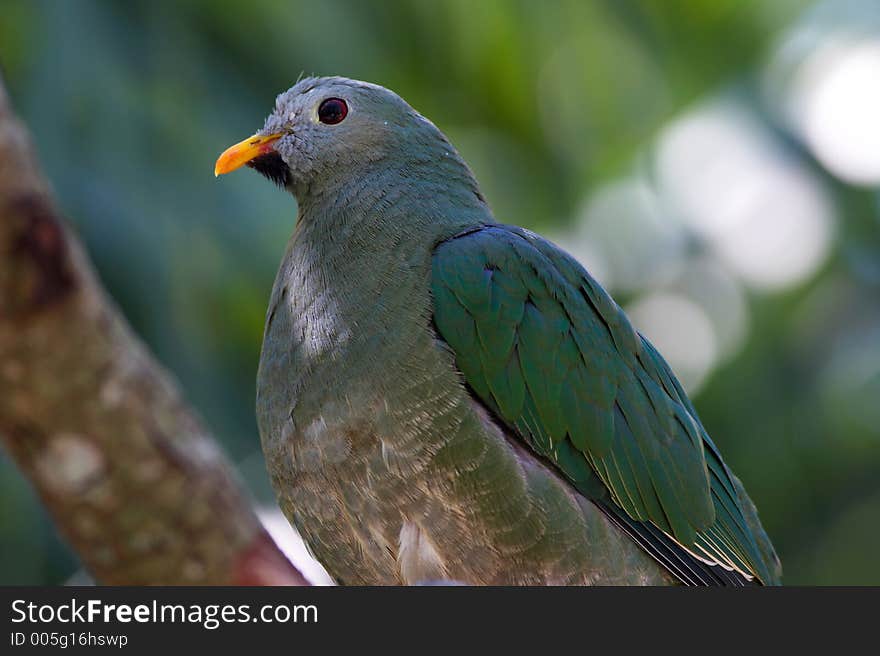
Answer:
[247,152,291,188]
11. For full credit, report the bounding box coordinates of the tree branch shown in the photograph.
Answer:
[0,74,308,585]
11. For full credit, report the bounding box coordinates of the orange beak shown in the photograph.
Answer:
[214,133,284,177]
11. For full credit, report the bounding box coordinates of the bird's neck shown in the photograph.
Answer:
[274,158,492,332]
[292,154,492,265]
[299,136,487,215]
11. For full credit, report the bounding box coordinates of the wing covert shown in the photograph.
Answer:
[431,224,779,584]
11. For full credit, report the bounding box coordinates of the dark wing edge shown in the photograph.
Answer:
[593,499,753,586]
[638,338,782,584]
[430,224,781,586]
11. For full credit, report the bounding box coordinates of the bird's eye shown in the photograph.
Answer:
[318,98,348,125]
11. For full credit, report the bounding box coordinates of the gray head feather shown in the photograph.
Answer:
[255,76,485,211]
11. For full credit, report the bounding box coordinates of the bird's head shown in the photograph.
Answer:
[215,76,472,202]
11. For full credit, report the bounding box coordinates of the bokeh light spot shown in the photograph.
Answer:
[789,36,880,186]
[656,101,835,291]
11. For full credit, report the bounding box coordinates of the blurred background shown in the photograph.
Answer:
[1,0,878,585]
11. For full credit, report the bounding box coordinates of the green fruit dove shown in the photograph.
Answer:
[215,77,781,585]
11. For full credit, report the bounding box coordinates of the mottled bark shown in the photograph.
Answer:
[0,75,308,585]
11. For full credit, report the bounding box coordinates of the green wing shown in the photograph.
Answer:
[431,224,781,585]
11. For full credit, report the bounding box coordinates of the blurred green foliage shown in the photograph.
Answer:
[1,0,878,585]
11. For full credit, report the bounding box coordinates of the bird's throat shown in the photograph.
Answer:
[247,152,292,188]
